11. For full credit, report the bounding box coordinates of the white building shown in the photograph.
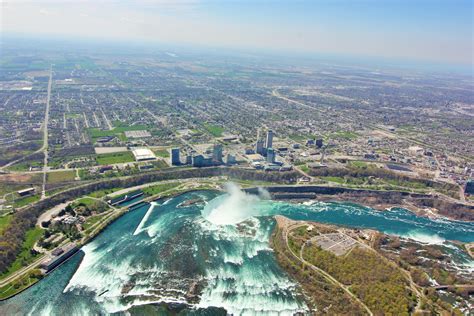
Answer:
[131,148,156,161]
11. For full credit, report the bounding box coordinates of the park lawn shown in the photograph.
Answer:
[46,170,76,184]
[75,197,98,207]
[142,182,182,196]
[154,149,170,158]
[0,214,12,235]
[82,214,107,231]
[14,194,40,208]
[96,151,135,165]
[203,123,224,137]
[0,227,44,278]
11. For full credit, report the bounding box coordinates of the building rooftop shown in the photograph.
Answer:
[132,148,156,161]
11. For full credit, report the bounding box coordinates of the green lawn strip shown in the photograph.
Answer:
[153,149,170,158]
[0,269,43,300]
[329,131,359,140]
[142,182,182,196]
[96,151,135,165]
[321,176,346,184]
[13,194,41,208]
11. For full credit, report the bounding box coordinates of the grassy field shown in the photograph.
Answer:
[321,176,345,184]
[330,131,359,140]
[142,182,182,196]
[75,197,99,207]
[96,151,134,165]
[82,213,107,231]
[203,124,224,137]
[288,134,313,142]
[298,164,310,173]
[7,160,43,172]
[14,194,40,208]
[46,170,76,183]
[0,214,12,235]
[0,227,44,278]
[88,124,148,142]
[153,149,170,158]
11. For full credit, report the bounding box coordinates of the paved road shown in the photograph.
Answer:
[40,66,53,200]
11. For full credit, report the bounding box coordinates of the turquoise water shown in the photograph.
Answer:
[1,189,473,315]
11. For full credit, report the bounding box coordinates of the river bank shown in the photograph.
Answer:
[245,185,474,222]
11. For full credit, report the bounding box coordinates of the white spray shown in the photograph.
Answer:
[202,183,270,225]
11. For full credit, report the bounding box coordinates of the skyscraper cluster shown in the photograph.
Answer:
[255,128,274,163]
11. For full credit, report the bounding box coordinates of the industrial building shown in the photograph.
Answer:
[40,243,78,273]
[17,187,35,196]
[108,190,143,206]
[131,148,156,161]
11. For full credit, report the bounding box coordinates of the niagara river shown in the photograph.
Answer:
[1,187,473,315]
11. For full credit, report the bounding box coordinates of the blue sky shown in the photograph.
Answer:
[2,0,473,64]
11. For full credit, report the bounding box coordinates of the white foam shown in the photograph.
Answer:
[133,202,157,236]
[402,231,446,245]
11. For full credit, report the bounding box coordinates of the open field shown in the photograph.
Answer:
[96,151,135,165]
[203,123,224,137]
[46,170,76,183]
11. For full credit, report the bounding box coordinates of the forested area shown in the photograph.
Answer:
[270,225,366,315]
[302,245,416,315]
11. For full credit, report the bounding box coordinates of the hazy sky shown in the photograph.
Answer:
[2,0,473,64]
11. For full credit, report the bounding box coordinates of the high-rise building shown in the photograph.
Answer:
[256,139,265,155]
[226,154,236,165]
[170,148,180,165]
[266,148,275,163]
[212,144,223,163]
[265,130,273,149]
